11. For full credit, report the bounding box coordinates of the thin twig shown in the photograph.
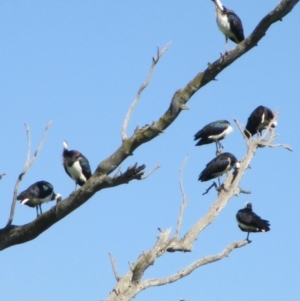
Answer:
[25,123,31,167]
[265,143,292,151]
[121,42,171,141]
[238,187,251,194]
[0,173,6,180]
[254,113,291,151]
[141,164,161,180]
[175,156,188,238]
[6,121,52,227]
[109,252,120,281]
[144,240,248,288]
[233,118,250,147]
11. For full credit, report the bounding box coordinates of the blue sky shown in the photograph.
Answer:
[0,1,299,300]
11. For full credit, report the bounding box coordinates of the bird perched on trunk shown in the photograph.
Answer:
[199,152,240,182]
[236,203,270,242]
[194,120,233,153]
[17,181,61,217]
[244,105,277,138]
[211,0,244,53]
[62,141,92,189]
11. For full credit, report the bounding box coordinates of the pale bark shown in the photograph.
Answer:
[104,116,291,301]
[0,3,297,301]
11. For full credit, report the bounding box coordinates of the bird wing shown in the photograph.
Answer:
[265,108,275,120]
[35,182,53,198]
[17,186,40,200]
[237,210,253,224]
[194,122,228,140]
[227,11,244,43]
[199,155,230,181]
[63,162,72,179]
[251,212,270,231]
[245,107,264,136]
[78,155,92,180]
[237,210,270,231]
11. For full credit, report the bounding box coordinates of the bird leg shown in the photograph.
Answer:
[225,36,229,54]
[218,141,223,151]
[215,142,219,156]
[246,232,252,243]
[215,141,223,156]
[35,205,43,217]
[202,181,219,195]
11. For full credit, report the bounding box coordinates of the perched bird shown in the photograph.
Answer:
[211,0,244,53]
[62,141,92,189]
[199,152,240,182]
[244,105,277,138]
[17,181,61,217]
[236,202,270,242]
[194,120,233,152]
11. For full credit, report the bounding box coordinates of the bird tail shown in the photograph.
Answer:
[262,220,270,232]
[195,139,210,146]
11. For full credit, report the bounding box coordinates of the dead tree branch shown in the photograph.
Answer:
[96,0,298,179]
[144,240,248,287]
[141,164,161,180]
[6,121,52,227]
[109,252,120,282]
[122,42,171,141]
[104,116,290,301]
[175,156,188,238]
[0,163,146,250]
[0,0,297,253]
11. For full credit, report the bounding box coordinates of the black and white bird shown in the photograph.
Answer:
[211,0,244,53]
[62,141,92,189]
[236,202,270,242]
[17,181,61,217]
[199,152,240,182]
[244,105,277,138]
[194,120,233,152]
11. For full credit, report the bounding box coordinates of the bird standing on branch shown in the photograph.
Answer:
[199,152,239,182]
[244,105,277,138]
[236,202,270,242]
[194,120,233,154]
[211,0,244,53]
[199,152,239,195]
[62,141,92,190]
[17,181,61,217]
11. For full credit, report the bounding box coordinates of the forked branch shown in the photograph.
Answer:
[122,42,171,141]
[0,0,297,258]
[105,113,291,301]
[6,121,52,227]
[144,240,248,288]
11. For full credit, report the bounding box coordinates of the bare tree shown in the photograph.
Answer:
[0,1,297,300]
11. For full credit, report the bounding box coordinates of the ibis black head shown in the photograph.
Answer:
[245,202,252,209]
[62,140,92,189]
